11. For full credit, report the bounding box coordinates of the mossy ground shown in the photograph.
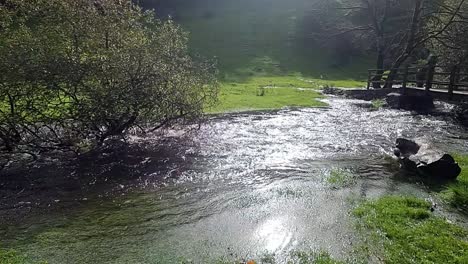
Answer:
[353,196,468,264]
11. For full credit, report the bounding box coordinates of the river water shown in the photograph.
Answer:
[1,98,468,263]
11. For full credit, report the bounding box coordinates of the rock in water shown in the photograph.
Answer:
[386,93,434,113]
[395,138,420,158]
[418,154,461,180]
[392,138,461,180]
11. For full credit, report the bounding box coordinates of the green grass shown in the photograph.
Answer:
[370,99,386,110]
[0,248,25,264]
[441,154,468,213]
[206,75,365,113]
[0,248,46,264]
[326,169,356,189]
[353,196,468,264]
[286,251,344,264]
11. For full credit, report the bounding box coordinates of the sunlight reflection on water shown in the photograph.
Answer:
[255,217,293,252]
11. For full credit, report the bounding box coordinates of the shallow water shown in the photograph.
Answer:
[1,98,468,263]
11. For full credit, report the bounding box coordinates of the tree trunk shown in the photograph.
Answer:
[372,46,385,88]
[385,0,423,88]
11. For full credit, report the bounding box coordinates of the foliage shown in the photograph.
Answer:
[441,154,468,213]
[312,0,468,87]
[428,0,468,71]
[0,0,218,152]
[354,196,468,264]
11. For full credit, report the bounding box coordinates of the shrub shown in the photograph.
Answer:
[0,0,218,152]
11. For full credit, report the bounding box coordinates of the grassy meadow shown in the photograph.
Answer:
[206,75,366,113]
[164,0,370,113]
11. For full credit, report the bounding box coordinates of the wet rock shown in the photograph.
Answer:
[393,139,460,180]
[386,93,434,112]
[417,154,461,180]
[394,138,420,158]
[398,157,419,174]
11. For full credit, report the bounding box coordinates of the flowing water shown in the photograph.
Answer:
[1,98,468,263]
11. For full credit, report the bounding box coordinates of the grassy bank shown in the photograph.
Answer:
[207,75,365,113]
[354,196,468,264]
[442,154,468,213]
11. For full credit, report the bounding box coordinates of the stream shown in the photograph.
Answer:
[1,98,468,263]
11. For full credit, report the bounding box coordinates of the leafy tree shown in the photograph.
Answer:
[0,0,218,152]
[384,0,467,87]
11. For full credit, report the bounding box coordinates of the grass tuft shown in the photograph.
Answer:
[326,169,356,189]
[287,251,344,264]
[370,99,385,110]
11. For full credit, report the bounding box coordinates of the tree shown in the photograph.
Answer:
[384,0,467,87]
[312,0,467,88]
[0,0,218,152]
[428,0,468,71]
[312,0,418,88]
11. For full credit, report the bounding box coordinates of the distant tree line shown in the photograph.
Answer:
[0,0,218,154]
[311,0,468,87]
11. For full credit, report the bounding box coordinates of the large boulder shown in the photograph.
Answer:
[393,138,461,180]
[386,93,434,112]
[417,154,461,180]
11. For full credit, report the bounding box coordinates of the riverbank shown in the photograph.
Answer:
[442,154,468,213]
